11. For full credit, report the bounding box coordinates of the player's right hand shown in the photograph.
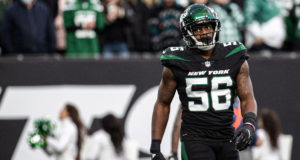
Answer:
[152,153,166,160]
[150,140,166,160]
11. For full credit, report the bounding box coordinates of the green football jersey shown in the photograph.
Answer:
[63,0,105,57]
[244,0,281,25]
[161,42,249,141]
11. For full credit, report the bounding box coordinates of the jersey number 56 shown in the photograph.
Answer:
[186,76,233,112]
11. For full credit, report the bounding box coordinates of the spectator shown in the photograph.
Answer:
[54,0,67,54]
[63,0,105,58]
[209,0,244,43]
[124,0,151,53]
[101,0,131,59]
[81,113,139,160]
[38,0,58,19]
[45,104,86,160]
[282,1,300,51]
[148,0,184,52]
[0,0,12,55]
[0,0,11,21]
[36,0,62,54]
[244,0,286,52]
[252,108,293,160]
[0,0,56,55]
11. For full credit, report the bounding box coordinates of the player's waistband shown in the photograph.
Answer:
[180,135,232,142]
[180,127,234,142]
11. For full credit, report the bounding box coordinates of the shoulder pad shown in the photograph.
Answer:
[220,41,247,58]
[160,46,190,62]
[162,46,185,54]
[221,41,244,48]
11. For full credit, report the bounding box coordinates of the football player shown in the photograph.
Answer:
[150,4,257,160]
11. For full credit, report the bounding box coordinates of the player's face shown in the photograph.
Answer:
[191,23,214,41]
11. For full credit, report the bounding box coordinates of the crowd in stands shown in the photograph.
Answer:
[0,0,300,58]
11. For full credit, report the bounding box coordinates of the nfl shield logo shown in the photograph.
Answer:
[204,61,211,67]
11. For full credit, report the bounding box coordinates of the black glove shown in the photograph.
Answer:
[152,152,166,160]
[167,152,178,160]
[150,140,166,160]
[233,112,256,151]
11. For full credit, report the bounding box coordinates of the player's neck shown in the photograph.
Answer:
[198,49,213,60]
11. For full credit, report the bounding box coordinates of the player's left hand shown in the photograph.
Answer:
[233,123,255,151]
[167,152,178,160]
